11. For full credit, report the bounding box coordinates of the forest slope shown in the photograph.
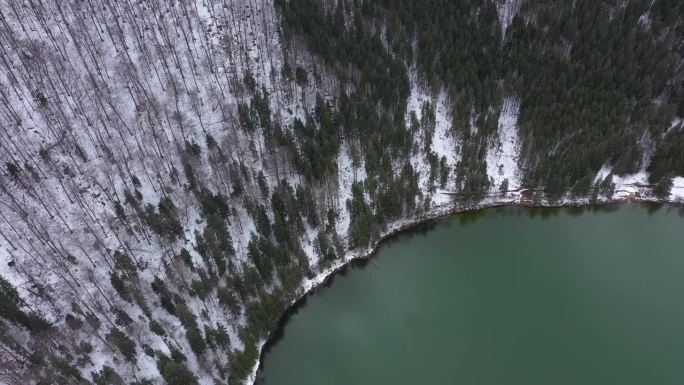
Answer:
[0,0,683,384]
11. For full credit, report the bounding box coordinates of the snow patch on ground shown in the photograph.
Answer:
[668,117,683,134]
[406,75,460,200]
[594,165,652,199]
[486,97,522,192]
[497,0,522,36]
[335,143,366,238]
[431,92,460,187]
[670,177,684,201]
[407,75,433,192]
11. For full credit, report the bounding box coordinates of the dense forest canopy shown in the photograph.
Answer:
[278,0,684,198]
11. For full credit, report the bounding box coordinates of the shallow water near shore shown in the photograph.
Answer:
[259,204,684,385]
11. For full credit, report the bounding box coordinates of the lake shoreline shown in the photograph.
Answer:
[248,194,683,384]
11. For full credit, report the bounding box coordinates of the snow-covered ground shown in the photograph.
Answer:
[335,144,367,237]
[486,97,522,193]
[670,177,684,201]
[593,165,666,200]
[497,0,523,36]
[431,91,462,193]
[406,73,461,204]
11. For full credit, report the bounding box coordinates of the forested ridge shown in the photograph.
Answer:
[0,0,682,384]
[278,0,684,198]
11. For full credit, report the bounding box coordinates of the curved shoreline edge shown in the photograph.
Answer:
[245,194,682,384]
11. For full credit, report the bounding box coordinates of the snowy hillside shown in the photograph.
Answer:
[0,1,683,385]
[0,1,464,383]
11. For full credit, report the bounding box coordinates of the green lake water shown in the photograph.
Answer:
[259,204,684,385]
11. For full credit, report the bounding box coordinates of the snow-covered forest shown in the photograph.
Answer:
[0,0,683,384]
